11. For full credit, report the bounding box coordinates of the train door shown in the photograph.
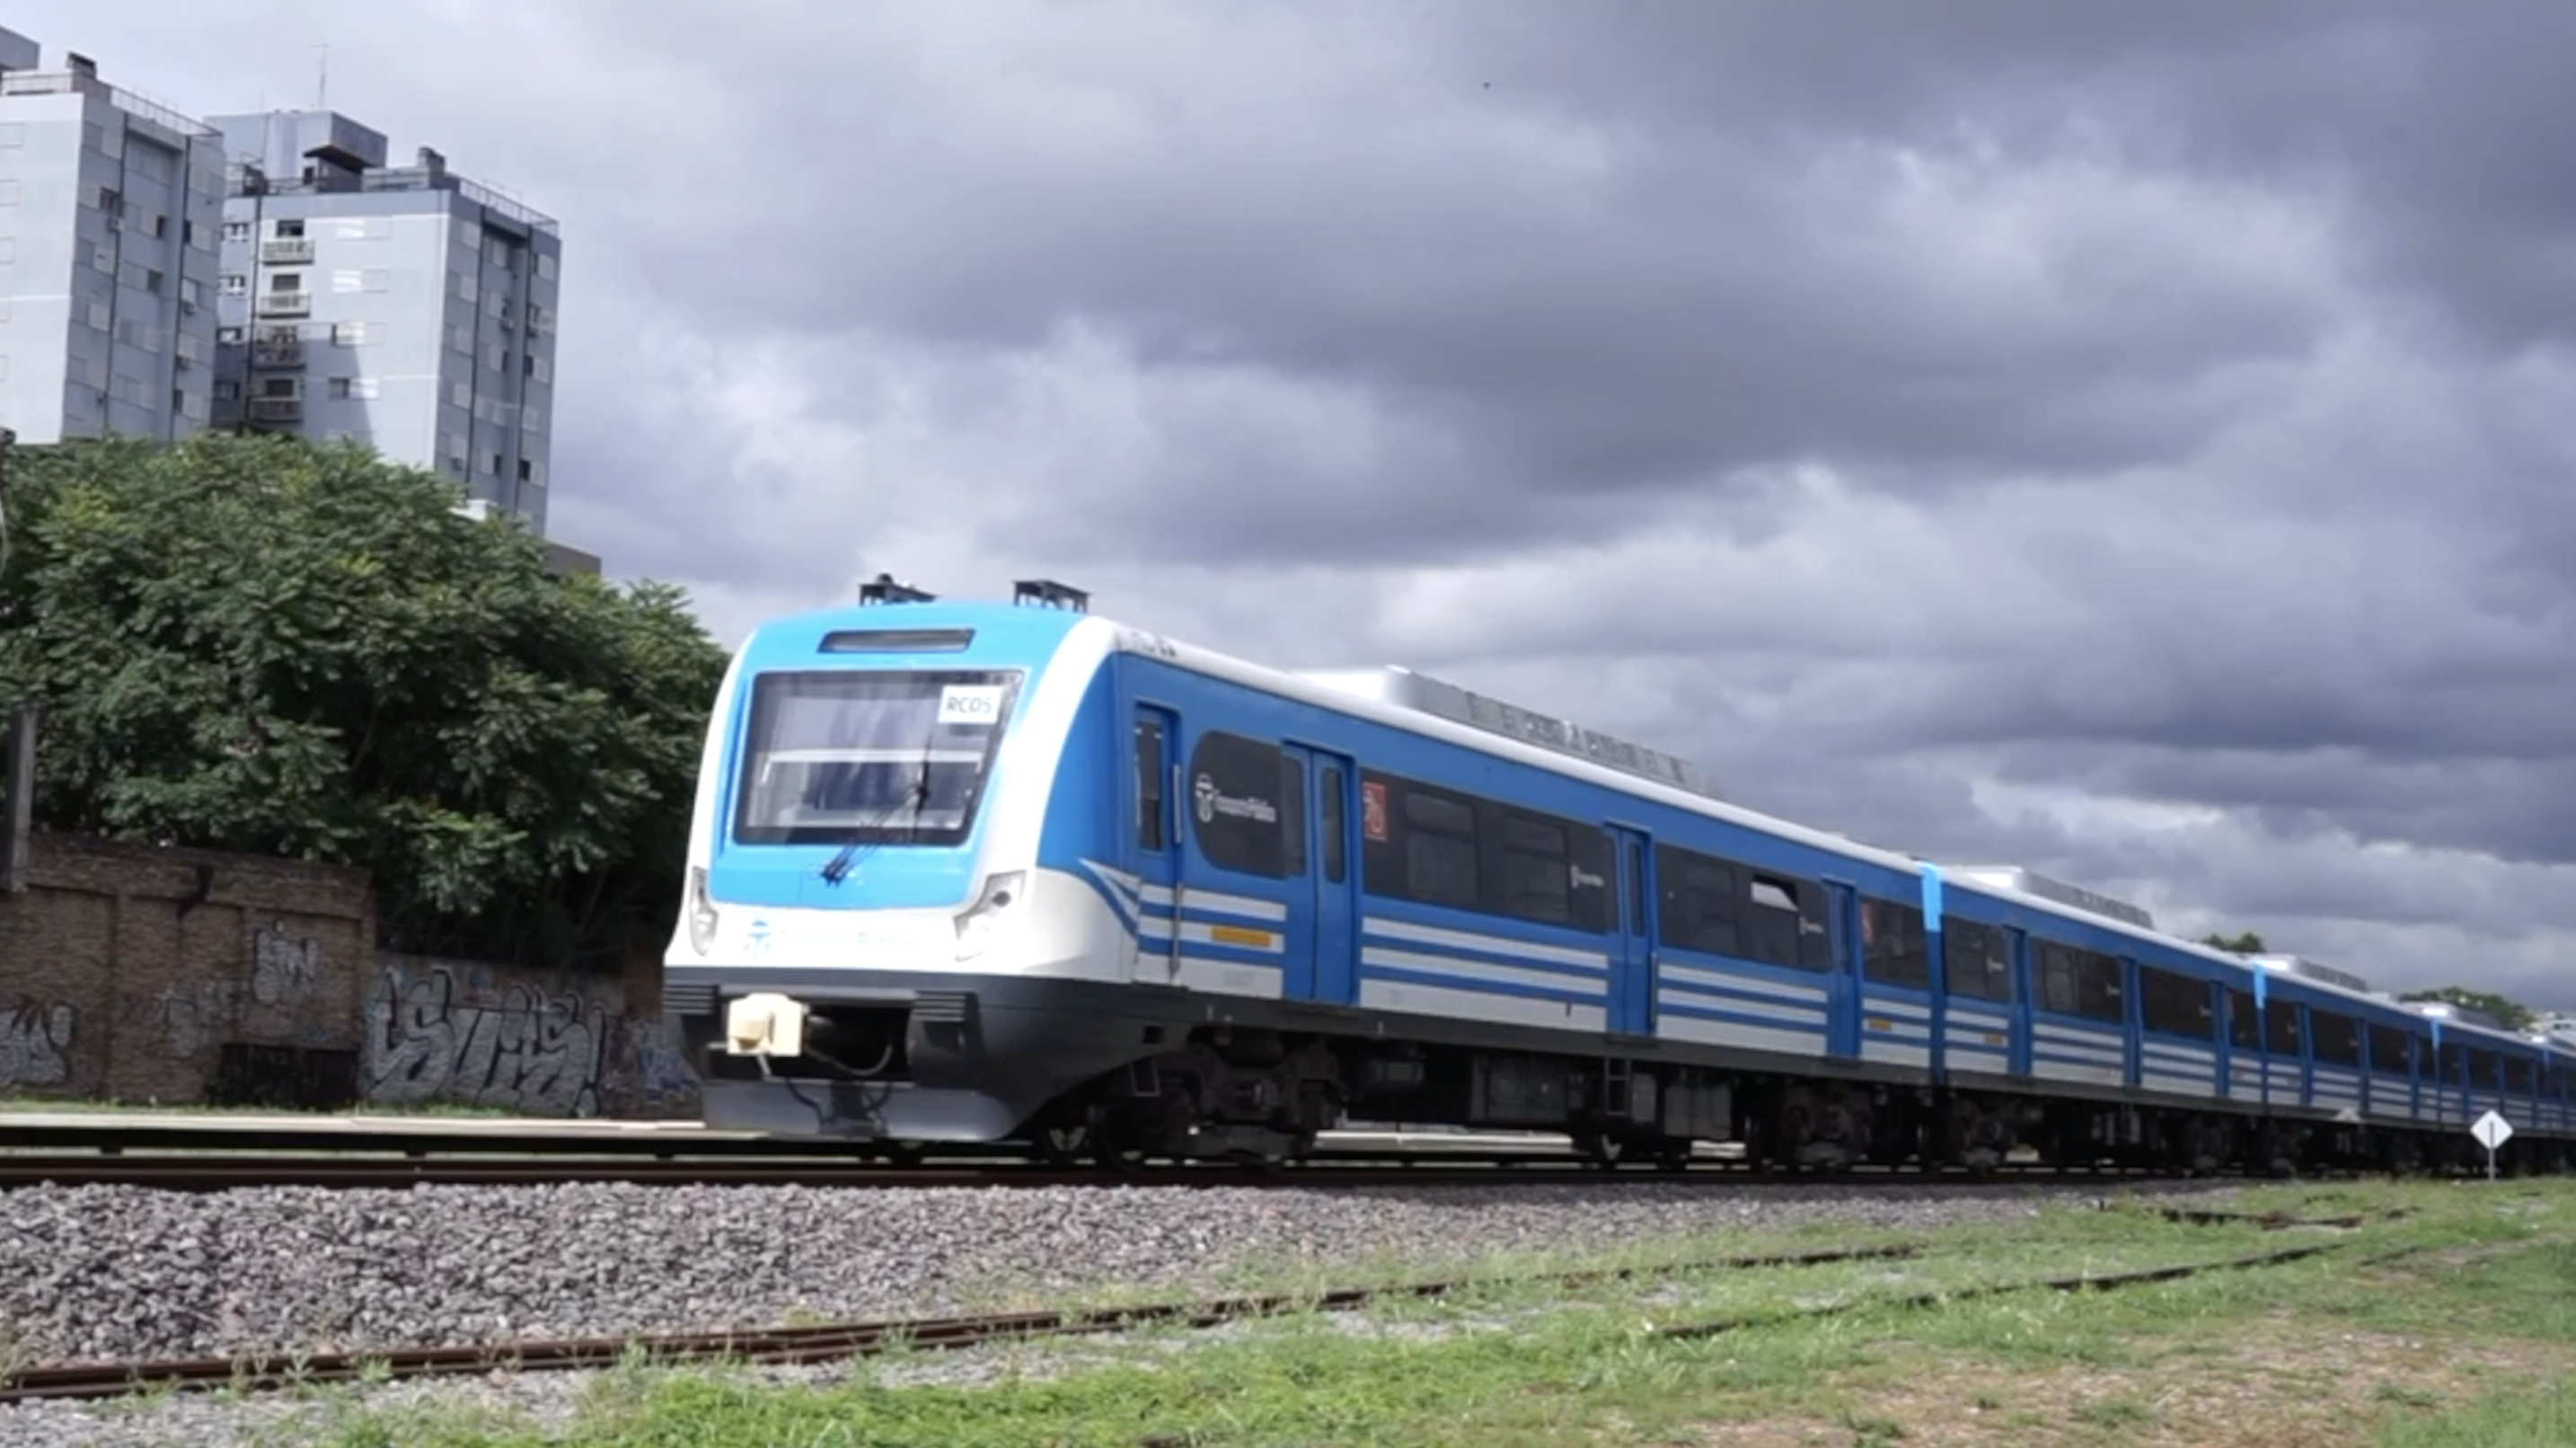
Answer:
[1607,826,1656,1037]
[1822,878,1864,1060]
[2005,925,2035,1076]
[1286,743,1360,1006]
[1128,702,1180,984]
[2120,957,2143,1091]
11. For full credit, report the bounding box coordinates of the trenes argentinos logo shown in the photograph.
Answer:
[1194,773,1278,826]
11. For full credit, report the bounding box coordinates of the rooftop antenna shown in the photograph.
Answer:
[313,44,328,109]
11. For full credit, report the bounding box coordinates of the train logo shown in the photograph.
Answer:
[1193,773,1279,826]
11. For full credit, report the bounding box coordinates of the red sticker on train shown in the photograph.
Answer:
[1362,780,1389,842]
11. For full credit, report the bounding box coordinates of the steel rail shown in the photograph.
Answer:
[0,1241,1928,1405]
[1654,1238,2413,1341]
[0,1152,2219,1192]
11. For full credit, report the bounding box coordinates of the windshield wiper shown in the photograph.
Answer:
[819,747,935,886]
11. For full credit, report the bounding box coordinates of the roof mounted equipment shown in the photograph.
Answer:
[858,572,936,605]
[1013,578,1090,613]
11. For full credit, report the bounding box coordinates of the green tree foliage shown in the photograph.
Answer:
[0,433,728,968]
[2199,930,2268,954]
[2398,986,2538,1031]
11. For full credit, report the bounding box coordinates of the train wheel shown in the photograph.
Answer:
[1036,1120,1092,1167]
[1087,1104,1151,1173]
[1574,1131,1627,1170]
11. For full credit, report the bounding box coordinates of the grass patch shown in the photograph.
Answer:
[71,1178,2576,1445]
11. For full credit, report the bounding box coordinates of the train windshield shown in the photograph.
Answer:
[730,669,1022,847]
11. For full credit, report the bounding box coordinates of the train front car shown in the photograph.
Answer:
[662,588,1125,1154]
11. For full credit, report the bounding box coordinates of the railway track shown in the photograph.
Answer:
[0,1150,2219,1191]
[0,1216,2406,1407]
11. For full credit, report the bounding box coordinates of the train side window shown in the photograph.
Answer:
[1279,756,1307,879]
[2139,965,2213,1039]
[1319,766,1345,883]
[1356,770,1610,930]
[2505,1055,2534,1095]
[1134,719,1166,852]
[2367,1025,2413,1074]
[1655,844,1740,957]
[2311,1010,2361,1067]
[2074,949,2123,1023]
[2265,999,2301,1055]
[1942,920,2012,1002]
[2036,942,2078,1015]
[1186,730,1291,879]
[2227,989,2259,1050]
[1742,875,1807,970]
[2470,1048,2499,1092]
[2439,1043,2466,1082]
[1391,779,1481,910]
[1494,812,1574,925]
[1860,898,1930,990]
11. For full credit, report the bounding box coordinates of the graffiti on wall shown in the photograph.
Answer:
[622,1018,702,1116]
[250,922,322,1005]
[362,964,610,1117]
[0,998,75,1088]
[152,981,237,1059]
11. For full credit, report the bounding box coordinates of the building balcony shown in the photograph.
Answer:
[260,237,316,265]
[255,292,312,318]
[251,342,305,368]
[246,398,303,424]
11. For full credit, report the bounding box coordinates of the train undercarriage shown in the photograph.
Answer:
[684,986,2572,1179]
[1000,1022,2576,1179]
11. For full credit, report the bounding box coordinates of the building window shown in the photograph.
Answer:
[273,218,305,239]
[221,274,248,296]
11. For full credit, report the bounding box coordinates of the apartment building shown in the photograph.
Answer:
[0,29,225,446]
[209,108,562,532]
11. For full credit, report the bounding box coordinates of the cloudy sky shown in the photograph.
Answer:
[23,1,2576,1008]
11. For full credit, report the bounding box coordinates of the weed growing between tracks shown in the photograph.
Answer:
[91,1179,2576,1446]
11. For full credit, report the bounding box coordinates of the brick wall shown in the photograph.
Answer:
[1,832,375,1103]
[0,831,701,1117]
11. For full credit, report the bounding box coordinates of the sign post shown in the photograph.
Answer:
[2471,1108,2514,1181]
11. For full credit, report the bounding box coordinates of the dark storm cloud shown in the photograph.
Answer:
[19,0,2576,1001]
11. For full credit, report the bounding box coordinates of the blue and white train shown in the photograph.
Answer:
[662,580,2574,1174]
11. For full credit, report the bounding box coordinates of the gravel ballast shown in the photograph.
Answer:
[0,1178,2232,1446]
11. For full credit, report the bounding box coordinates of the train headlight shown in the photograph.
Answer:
[687,866,719,955]
[953,870,1027,962]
